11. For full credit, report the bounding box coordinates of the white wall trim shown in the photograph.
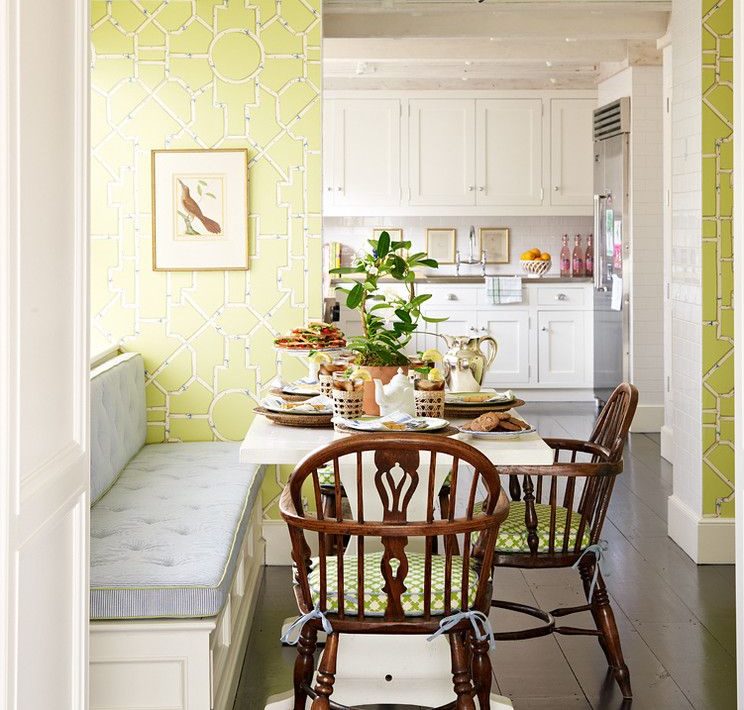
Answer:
[629,404,664,433]
[660,424,674,464]
[667,495,736,564]
[263,520,294,566]
[732,0,744,701]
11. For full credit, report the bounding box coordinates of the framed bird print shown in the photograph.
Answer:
[151,148,249,270]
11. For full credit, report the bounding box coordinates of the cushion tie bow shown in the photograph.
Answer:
[280,603,333,646]
[426,610,495,650]
[572,540,609,602]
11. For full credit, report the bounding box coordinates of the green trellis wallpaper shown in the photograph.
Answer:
[90,0,322,518]
[701,0,734,517]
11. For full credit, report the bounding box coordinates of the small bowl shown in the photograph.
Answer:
[520,259,552,277]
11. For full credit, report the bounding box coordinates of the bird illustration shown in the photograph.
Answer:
[177,179,221,235]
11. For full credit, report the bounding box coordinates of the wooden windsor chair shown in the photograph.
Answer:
[280,434,510,710]
[483,383,639,699]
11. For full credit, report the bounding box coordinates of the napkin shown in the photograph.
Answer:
[446,389,516,403]
[262,394,332,413]
[333,410,429,431]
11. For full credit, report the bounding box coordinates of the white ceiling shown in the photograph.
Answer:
[323,1,671,90]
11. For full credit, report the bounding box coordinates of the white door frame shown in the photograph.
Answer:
[0,1,90,707]
[733,1,743,706]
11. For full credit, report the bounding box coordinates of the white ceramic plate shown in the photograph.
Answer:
[261,396,332,415]
[345,416,449,432]
[282,381,320,396]
[456,424,536,439]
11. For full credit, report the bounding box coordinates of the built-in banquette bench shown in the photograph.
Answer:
[88,352,265,710]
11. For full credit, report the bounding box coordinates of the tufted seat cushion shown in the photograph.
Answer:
[495,501,591,553]
[90,353,147,505]
[90,442,263,620]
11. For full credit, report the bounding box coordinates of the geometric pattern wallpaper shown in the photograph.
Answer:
[701,0,734,517]
[91,0,321,519]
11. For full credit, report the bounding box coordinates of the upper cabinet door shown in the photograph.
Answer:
[331,99,402,207]
[550,98,595,207]
[476,99,543,206]
[409,99,476,206]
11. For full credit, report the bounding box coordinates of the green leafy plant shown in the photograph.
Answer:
[330,231,447,366]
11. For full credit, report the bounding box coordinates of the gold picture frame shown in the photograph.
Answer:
[425,228,457,264]
[373,227,407,259]
[480,227,510,264]
[151,148,249,271]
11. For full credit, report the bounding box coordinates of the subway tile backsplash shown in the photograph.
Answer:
[323,215,594,279]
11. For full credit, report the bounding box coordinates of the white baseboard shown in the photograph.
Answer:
[509,388,595,402]
[630,404,664,433]
[660,424,674,463]
[667,495,735,564]
[264,519,293,566]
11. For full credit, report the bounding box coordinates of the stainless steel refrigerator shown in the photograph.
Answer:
[593,98,630,407]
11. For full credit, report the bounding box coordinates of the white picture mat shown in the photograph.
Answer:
[152,150,248,270]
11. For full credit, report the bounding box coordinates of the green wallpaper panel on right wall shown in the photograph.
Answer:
[701,0,734,517]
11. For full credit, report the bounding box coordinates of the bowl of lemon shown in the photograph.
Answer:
[520,248,552,277]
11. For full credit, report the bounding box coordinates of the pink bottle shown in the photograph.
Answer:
[584,234,594,278]
[559,235,571,278]
[572,235,584,277]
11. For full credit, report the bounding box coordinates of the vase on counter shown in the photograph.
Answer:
[559,234,571,278]
[572,235,584,277]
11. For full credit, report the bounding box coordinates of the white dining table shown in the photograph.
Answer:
[241,413,554,710]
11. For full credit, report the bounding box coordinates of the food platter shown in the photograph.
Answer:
[444,398,525,417]
[254,407,333,428]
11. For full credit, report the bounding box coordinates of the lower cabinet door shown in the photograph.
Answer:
[410,310,474,356]
[479,311,530,386]
[537,310,586,385]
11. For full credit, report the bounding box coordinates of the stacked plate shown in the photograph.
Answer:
[255,395,333,428]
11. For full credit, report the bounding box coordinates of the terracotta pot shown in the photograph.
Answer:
[362,365,409,416]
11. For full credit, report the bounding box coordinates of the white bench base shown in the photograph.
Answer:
[90,503,265,710]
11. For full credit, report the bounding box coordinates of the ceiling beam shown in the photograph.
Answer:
[323,8,670,40]
[323,37,631,64]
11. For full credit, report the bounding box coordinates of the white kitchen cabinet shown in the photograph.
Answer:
[479,311,531,385]
[537,310,587,385]
[476,99,543,206]
[325,98,402,208]
[550,98,595,207]
[410,309,474,355]
[408,99,476,206]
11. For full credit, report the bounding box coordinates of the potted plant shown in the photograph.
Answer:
[330,231,445,413]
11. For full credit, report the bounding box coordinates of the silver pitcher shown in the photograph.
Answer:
[438,334,498,392]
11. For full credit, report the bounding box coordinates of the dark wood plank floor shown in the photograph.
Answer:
[233,403,737,710]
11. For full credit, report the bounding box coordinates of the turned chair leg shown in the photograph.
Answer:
[311,632,339,710]
[450,631,476,710]
[579,561,632,699]
[470,633,492,710]
[293,625,317,710]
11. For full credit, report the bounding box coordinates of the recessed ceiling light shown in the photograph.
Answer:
[550,77,557,84]
[565,37,577,43]
[465,61,472,66]
[545,60,553,67]
[462,76,469,81]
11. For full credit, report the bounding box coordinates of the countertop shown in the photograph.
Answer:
[329,276,593,285]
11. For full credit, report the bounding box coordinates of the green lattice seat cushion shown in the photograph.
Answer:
[308,551,479,616]
[495,501,591,553]
[318,466,335,487]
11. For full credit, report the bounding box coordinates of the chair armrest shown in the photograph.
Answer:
[542,438,613,460]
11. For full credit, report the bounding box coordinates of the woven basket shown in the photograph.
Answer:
[520,259,552,277]
[443,398,526,417]
[254,406,332,428]
[332,389,364,419]
[319,374,334,398]
[414,389,445,418]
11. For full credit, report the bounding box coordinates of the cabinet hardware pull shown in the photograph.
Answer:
[447,293,458,301]
[336,186,343,191]
[478,186,485,192]
[467,185,475,191]
[554,186,560,191]
[555,293,568,301]
[479,326,486,332]
[326,186,332,192]
[541,327,548,332]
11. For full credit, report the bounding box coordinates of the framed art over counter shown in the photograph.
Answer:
[425,228,457,264]
[480,227,510,264]
[151,148,249,271]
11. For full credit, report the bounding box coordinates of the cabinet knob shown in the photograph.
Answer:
[479,326,487,332]
[554,186,560,192]
[467,185,475,192]
[336,186,343,192]
[541,327,548,332]
[478,186,485,192]
[326,186,332,192]
[447,293,458,301]
[469,326,476,332]
[555,293,568,301]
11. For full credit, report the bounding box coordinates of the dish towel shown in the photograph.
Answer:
[485,276,523,305]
